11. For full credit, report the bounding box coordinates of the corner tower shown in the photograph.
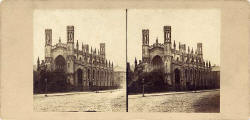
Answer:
[163,26,173,87]
[142,29,149,64]
[164,26,171,44]
[163,26,172,56]
[45,29,53,71]
[197,43,203,59]
[66,26,75,85]
[67,26,74,55]
[100,43,105,59]
[45,29,52,58]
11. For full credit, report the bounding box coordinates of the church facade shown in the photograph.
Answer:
[37,26,115,90]
[135,26,220,91]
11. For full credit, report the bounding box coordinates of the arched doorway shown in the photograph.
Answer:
[44,55,67,92]
[105,71,107,86]
[92,70,95,88]
[55,55,66,72]
[77,69,83,86]
[87,69,90,80]
[174,68,181,91]
[151,55,164,70]
[198,70,201,89]
[190,69,194,90]
[87,69,93,88]
[185,69,190,90]
[97,71,100,86]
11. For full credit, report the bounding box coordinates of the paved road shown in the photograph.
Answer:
[34,89,126,112]
[34,89,219,112]
[128,90,220,112]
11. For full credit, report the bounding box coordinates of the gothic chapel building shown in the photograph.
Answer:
[37,26,115,90]
[134,26,219,91]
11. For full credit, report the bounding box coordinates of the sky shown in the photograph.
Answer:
[127,9,220,66]
[33,9,220,69]
[33,9,126,69]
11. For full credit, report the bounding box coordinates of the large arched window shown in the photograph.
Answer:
[151,55,164,70]
[97,71,100,81]
[55,55,66,72]
[174,69,181,84]
[77,69,83,85]
[87,69,90,80]
[92,70,95,81]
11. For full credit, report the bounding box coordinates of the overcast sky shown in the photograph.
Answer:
[127,9,220,66]
[33,9,220,69]
[33,9,126,68]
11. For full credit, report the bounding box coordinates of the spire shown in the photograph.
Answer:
[37,57,40,64]
[59,37,61,43]
[191,48,193,54]
[135,57,138,67]
[37,57,40,71]
[188,46,190,53]
[76,40,79,48]
[82,43,84,51]
[94,48,96,54]
[173,40,176,49]
[86,44,89,53]
[183,44,186,52]
[156,37,158,44]
[209,61,211,67]
[179,42,181,50]
[112,61,113,67]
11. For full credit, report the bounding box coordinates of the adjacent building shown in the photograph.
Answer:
[113,65,126,88]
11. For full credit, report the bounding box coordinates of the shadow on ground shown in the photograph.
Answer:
[192,93,220,113]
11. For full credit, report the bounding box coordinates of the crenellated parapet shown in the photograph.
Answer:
[149,38,165,50]
[52,43,67,50]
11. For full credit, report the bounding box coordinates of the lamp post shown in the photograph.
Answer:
[142,78,145,97]
[44,64,48,97]
[142,63,147,97]
[97,80,99,93]
[88,79,90,90]
[45,78,48,97]
[93,78,97,93]
[194,71,197,93]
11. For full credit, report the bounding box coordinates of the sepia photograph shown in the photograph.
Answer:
[127,9,221,112]
[33,9,126,112]
[0,0,249,120]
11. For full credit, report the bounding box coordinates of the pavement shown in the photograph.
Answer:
[34,89,220,113]
[33,89,126,112]
[128,89,220,112]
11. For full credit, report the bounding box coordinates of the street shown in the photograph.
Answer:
[128,89,220,112]
[33,89,126,112]
[34,89,220,112]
